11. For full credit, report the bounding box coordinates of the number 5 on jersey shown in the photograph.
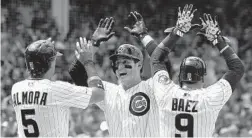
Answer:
[21,109,40,137]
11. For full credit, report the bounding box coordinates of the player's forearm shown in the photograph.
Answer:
[82,61,103,89]
[151,47,169,74]
[83,62,105,104]
[215,36,245,91]
[158,28,181,52]
[141,28,181,56]
[68,59,88,86]
[150,28,181,74]
[141,35,158,56]
[79,61,104,104]
[83,61,98,77]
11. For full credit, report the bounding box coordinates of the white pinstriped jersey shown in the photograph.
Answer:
[97,80,160,137]
[11,79,92,137]
[153,70,232,137]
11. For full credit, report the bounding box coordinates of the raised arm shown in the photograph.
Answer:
[69,17,115,86]
[69,59,88,86]
[198,13,245,91]
[74,37,105,104]
[124,11,157,56]
[152,4,198,74]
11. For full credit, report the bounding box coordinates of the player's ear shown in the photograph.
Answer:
[138,62,143,69]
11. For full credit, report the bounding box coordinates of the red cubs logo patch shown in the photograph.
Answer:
[129,92,150,116]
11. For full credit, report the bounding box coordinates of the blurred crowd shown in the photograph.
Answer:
[1,0,252,137]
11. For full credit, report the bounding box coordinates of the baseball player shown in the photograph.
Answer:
[71,18,160,137]
[11,38,104,137]
[150,5,245,137]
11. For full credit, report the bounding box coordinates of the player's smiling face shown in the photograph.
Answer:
[114,57,142,84]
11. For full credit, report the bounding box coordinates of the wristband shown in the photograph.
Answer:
[174,28,184,37]
[220,45,229,53]
[87,76,101,83]
[139,32,147,40]
[212,38,218,46]
[141,35,154,47]
[88,76,104,89]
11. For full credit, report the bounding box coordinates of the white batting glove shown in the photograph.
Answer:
[198,14,221,45]
[175,4,197,36]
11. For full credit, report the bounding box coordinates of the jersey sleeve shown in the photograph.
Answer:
[95,81,118,111]
[146,77,154,89]
[51,81,92,109]
[152,70,176,102]
[204,79,232,109]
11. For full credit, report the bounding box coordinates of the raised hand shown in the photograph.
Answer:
[75,37,93,65]
[175,4,198,34]
[92,17,115,46]
[198,13,221,45]
[124,11,148,38]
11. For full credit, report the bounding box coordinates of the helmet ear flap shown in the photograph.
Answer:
[179,58,187,87]
[199,58,206,83]
[197,58,207,76]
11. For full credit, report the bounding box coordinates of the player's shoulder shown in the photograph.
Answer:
[12,80,24,88]
[202,78,232,98]
[49,80,76,89]
[205,78,231,90]
[154,70,169,77]
[11,79,32,90]
[11,80,24,93]
[153,70,173,85]
[144,70,170,83]
[217,78,232,87]
[53,80,71,85]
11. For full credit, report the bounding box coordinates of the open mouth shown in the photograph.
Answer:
[119,73,127,77]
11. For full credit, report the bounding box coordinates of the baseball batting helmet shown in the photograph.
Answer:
[25,39,62,78]
[109,44,143,72]
[110,44,143,62]
[179,56,206,86]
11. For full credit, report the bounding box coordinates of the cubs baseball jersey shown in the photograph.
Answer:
[153,70,232,137]
[11,79,92,137]
[96,80,160,137]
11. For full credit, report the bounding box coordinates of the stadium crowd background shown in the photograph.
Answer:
[1,0,252,137]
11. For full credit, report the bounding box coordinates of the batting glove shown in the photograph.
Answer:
[124,11,148,39]
[197,13,221,45]
[174,4,198,36]
[92,17,115,47]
